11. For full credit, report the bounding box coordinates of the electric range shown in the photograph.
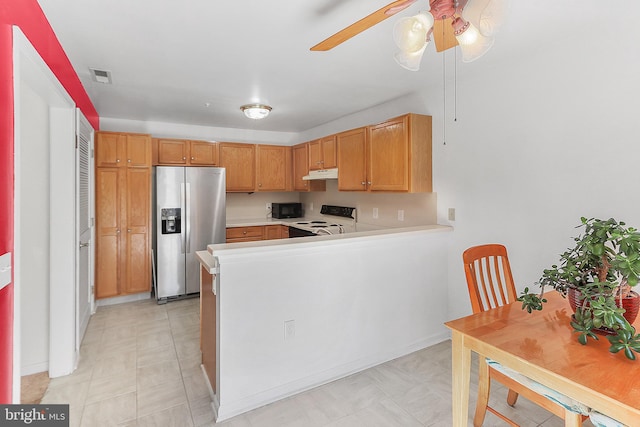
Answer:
[289,205,356,237]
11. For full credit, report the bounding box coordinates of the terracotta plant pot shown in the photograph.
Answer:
[568,287,640,325]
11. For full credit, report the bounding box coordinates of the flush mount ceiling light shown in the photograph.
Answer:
[311,0,506,71]
[240,104,272,120]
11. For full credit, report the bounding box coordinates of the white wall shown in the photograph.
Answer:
[19,81,50,375]
[438,2,640,321]
[213,228,451,420]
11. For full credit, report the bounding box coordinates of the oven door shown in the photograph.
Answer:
[288,226,316,238]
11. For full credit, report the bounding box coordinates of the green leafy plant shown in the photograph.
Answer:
[518,217,640,360]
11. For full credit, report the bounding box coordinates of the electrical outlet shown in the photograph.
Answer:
[266,202,271,210]
[398,210,404,221]
[284,320,295,340]
[448,208,456,221]
[373,207,379,219]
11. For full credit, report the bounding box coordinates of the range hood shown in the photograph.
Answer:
[302,168,338,180]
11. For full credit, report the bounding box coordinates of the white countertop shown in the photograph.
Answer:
[210,223,453,254]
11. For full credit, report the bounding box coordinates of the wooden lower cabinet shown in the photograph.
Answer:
[95,167,151,298]
[226,225,290,242]
[226,226,264,243]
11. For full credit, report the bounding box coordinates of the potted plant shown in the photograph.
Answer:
[519,217,640,360]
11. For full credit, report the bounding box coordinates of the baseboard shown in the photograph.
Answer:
[21,361,48,377]
[96,292,151,307]
[214,332,449,422]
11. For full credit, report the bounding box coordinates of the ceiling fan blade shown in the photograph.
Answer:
[432,18,458,52]
[311,0,418,51]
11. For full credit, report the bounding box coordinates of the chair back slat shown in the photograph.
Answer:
[463,244,517,314]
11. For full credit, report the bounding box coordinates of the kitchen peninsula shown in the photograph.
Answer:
[197,224,452,422]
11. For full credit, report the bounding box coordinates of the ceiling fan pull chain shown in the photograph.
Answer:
[454,44,458,122]
[443,41,447,146]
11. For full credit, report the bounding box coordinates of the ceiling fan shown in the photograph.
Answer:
[311,0,505,70]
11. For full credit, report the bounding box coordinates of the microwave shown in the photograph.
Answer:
[272,202,302,219]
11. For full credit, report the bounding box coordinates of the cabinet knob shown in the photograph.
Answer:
[361,181,366,186]
[367,181,372,185]
[258,183,262,187]
[191,157,195,160]
[116,229,120,234]
[183,157,186,160]
[127,229,132,233]
[116,159,120,163]
[243,231,247,235]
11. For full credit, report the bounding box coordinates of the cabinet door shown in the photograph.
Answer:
[337,127,368,191]
[368,116,409,191]
[219,143,256,192]
[293,144,310,191]
[256,145,287,191]
[293,143,325,192]
[308,139,323,170]
[126,134,152,167]
[190,141,218,165]
[321,135,337,169]
[157,139,188,165]
[264,225,281,240]
[95,168,122,298]
[96,132,126,168]
[124,168,151,294]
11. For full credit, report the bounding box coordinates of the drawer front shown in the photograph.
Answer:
[226,226,264,240]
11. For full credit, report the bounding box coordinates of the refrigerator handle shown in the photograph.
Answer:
[180,183,186,254]
[185,182,191,253]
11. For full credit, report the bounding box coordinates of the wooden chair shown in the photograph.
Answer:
[463,244,589,427]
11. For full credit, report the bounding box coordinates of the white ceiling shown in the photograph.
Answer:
[35,0,598,133]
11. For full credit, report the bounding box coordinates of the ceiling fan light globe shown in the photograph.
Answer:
[453,18,494,62]
[393,43,428,71]
[393,12,434,53]
[461,0,507,37]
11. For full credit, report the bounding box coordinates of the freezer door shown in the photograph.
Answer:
[156,167,186,299]
[185,167,226,294]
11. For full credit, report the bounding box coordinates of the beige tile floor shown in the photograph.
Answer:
[41,297,595,427]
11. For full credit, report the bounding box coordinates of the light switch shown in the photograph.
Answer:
[0,252,12,290]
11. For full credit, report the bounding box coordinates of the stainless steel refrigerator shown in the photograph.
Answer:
[155,166,225,302]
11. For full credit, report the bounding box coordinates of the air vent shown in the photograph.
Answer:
[89,68,112,84]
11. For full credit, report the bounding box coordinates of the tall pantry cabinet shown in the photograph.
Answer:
[95,131,152,299]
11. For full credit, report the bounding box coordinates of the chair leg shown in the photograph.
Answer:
[564,410,583,427]
[474,358,491,427]
[506,389,519,406]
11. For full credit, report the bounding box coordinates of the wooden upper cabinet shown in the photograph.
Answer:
[96,132,126,168]
[292,143,326,192]
[336,114,432,193]
[309,135,337,170]
[157,139,189,164]
[190,140,219,165]
[219,142,256,192]
[256,144,291,192]
[155,139,219,166]
[96,132,151,168]
[368,117,409,191]
[369,113,432,192]
[337,127,368,191]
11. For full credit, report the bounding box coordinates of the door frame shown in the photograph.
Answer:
[13,26,78,396]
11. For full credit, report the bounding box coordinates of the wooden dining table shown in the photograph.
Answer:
[445,290,640,426]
